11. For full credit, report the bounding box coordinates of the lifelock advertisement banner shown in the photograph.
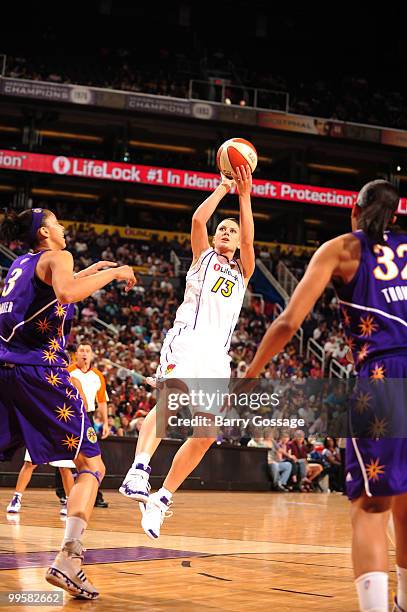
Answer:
[0,149,406,214]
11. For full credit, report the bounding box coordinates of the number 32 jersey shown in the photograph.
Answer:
[0,251,74,366]
[172,248,246,351]
[334,230,407,371]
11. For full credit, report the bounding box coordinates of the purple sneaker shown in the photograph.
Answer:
[6,494,21,514]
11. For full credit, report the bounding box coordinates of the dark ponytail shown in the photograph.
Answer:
[357,180,399,245]
[0,208,50,245]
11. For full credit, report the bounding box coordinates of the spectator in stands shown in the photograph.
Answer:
[302,313,317,346]
[287,429,308,486]
[278,431,298,486]
[107,414,119,436]
[308,410,328,436]
[263,430,292,492]
[287,430,323,491]
[310,359,323,379]
[81,300,98,322]
[312,321,328,343]
[322,437,343,492]
[119,415,134,436]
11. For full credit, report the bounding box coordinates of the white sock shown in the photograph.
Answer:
[157,487,173,503]
[397,566,407,611]
[133,453,151,469]
[355,571,388,612]
[62,517,87,547]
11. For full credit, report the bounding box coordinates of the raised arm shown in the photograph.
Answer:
[49,250,136,304]
[191,175,234,264]
[246,238,343,377]
[235,164,255,282]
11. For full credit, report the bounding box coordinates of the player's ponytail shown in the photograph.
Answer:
[356,180,399,245]
[0,208,50,246]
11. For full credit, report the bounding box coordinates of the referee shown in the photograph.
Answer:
[68,341,109,507]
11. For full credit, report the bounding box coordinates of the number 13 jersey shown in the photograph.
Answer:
[0,251,74,366]
[172,248,246,352]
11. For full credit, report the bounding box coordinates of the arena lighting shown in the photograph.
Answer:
[219,207,270,221]
[258,155,273,164]
[124,197,191,211]
[304,218,324,225]
[307,163,359,175]
[128,140,196,154]
[39,130,103,143]
[0,125,20,133]
[0,184,15,191]
[31,188,99,200]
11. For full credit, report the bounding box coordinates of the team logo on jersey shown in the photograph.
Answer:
[165,364,176,375]
[213,263,238,280]
[87,427,98,444]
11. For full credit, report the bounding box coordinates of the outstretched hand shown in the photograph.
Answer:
[114,265,137,293]
[232,164,252,197]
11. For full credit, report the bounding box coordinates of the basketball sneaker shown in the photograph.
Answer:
[59,501,68,516]
[6,494,21,514]
[45,539,98,600]
[393,598,406,612]
[119,463,151,503]
[140,491,173,539]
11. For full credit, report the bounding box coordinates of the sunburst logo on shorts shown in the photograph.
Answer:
[87,427,97,444]
[62,433,80,451]
[165,364,176,375]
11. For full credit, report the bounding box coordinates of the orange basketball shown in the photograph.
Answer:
[216,137,257,179]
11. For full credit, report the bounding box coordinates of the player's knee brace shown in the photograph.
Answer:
[77,469,103,486]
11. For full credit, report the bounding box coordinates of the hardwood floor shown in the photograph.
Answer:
[0,489,396,611]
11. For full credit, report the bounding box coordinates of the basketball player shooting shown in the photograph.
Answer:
[243,180,407,612]
[0,208,136,599]
[120,164,255,539]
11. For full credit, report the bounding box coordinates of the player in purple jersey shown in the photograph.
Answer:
[0,208,136,599]
[244,180,407,612]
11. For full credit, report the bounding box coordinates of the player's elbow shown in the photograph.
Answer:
[192,213,206,226]
[54,287,75,304]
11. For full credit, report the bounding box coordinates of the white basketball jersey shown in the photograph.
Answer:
[172,248,245,350]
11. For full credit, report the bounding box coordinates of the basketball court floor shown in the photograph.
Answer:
[0,489,396,611]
